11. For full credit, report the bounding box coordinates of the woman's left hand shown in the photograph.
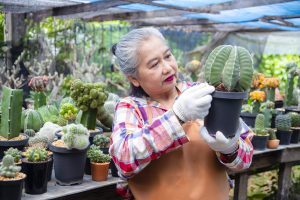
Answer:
[200,120,242,154]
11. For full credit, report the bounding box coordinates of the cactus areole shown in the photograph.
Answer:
[204,45,254,138]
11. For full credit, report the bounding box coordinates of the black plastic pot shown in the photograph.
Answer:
[240,112,257,128]
[0,134,29,160]
[271,113,277,128]
[291,128,300,144]
[204,91,247,138]
[276,130,292,145]
[47,156,53,181]
[252,135,268,150]
[49,144,87,185]
[89,128,103,144]
[275,101,284,109]
[0,175,26,200]
[22,158,51,194]
[285,106,300,114]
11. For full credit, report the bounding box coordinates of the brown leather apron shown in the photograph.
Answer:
[128,120,230,200]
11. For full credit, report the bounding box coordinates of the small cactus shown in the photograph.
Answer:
[28,135,49,148]
[267,129,277,140]
[62,124,90,150]
[4,147,22,163]
[254,114,268,136]
[93,134,110,148]
[24,129,36,137]
[0,155,21,178]
[24,147,48,162]
[87,145,111,163]
[275,114,291,131]
[289,112,300,127]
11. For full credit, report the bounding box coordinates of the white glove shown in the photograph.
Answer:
[173,83,215,122]
[200,119,242,154]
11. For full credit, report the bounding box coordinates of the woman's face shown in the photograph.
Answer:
[130,36,178,98]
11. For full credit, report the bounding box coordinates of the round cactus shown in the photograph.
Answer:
[0,155,21,178]
[204,45,254,92]
[24,129,36,137]
[23,109,44,131]
[289,112,300,127]
[29,135,49,148]
[93,134,110,148]
[62,124,90,150]
[275,114,291,131]
[4,147,22,163]
[24,147,48,162]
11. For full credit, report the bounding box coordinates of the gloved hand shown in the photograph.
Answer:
[200,119,243,154]
[173,83,215,122]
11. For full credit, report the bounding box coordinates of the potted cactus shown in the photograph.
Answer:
[288,112,300,143]
[4,147,22,165]
[0,86,28,159]
[267,129,280,149]
[0,155,26,200]
[49,123,90,185]
[87,144,111,181]
[22,109,44,132]
[263,77,279,102]
[70,79,108,131]
[284,62,300,111]
[275,114,292,145]
[22,147,51,194]
[252,114,269,150]
[203,45,254,138]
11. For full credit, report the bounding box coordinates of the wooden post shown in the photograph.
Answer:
[277,163,293,200]
[233,173,249,200]
[4,13,26,69]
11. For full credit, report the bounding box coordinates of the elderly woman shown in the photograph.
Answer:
[109,27,253,200]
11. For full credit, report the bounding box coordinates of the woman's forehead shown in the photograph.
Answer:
[139,37,169,59]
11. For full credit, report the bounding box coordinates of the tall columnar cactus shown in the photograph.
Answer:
[204,45,254,92]
[70,79,108,130]
[62,124,90,150]
[289,112,300,127]
[285,62,299,106]
[255,114,267,136]
[23,109,44,131]
[275,114,291,131]
[0,86,23,139]
[0,155,21,178]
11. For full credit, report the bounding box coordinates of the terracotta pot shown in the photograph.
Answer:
[267,139,280,149]
[91,162,110,181]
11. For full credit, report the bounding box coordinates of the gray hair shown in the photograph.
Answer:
[114,27,166,77]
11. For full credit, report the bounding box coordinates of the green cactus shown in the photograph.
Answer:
[97,106,113,129]
[285,62,299,106]
[4,147,22,163]
[255,114,268,136]
[288,112,300,127]
[204,45,254,92]
[0,155,21,178]
[275,114,291,131]
[24,147,48,162]
[24,129,36,137]
[28,135,49,148]
[93,134,110,148]
[0,86,23,139]
[62,124,90,150]
[59,103,78,122]
[267,128,277,140]
[23,109,44,131]
[34,92,47,110]
[87,145,111,163]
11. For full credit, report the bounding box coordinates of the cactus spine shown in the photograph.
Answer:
[0,155,21,178]
[0,86,23,139]
[289,112,300,127]
[275,114,291,131]
[204,45,254,92]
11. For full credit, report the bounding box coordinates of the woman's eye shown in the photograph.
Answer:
[151,62,158,68]
[165,54,171,59]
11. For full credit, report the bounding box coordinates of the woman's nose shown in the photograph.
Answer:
[162,61,172,74]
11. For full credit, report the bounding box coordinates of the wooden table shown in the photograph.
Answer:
[231,143,300,200]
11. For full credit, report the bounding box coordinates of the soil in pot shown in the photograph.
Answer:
[267,139,280,149]
[0,173,26,200]
[22,158,51,194]
[276,130,292,145]
[91,162,110,181]
[291,128,300,143]
[240,112,257,128]
[0,135,29,160]
[252,135,268,150]
[204,91,247,138]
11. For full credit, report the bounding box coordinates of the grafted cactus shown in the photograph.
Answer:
[0,86,23,139]
[275,114,291,131]
[204,45,254,92]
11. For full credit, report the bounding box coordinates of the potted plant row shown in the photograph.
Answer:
[203,45,254,138]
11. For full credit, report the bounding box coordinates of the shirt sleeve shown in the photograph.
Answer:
[109,98,189,179]
[217,120,254,171]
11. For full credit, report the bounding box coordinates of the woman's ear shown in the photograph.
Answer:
[128,76,140,87]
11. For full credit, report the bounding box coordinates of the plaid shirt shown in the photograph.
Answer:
[109,81,254,199]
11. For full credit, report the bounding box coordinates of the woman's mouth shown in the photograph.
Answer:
[164,75,174,82]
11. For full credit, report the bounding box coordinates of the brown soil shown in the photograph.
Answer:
[0,172,26,181]
[0,134,26,141]
[52,140,66,148]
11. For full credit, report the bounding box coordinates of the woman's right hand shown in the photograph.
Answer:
[173,83,215,122]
